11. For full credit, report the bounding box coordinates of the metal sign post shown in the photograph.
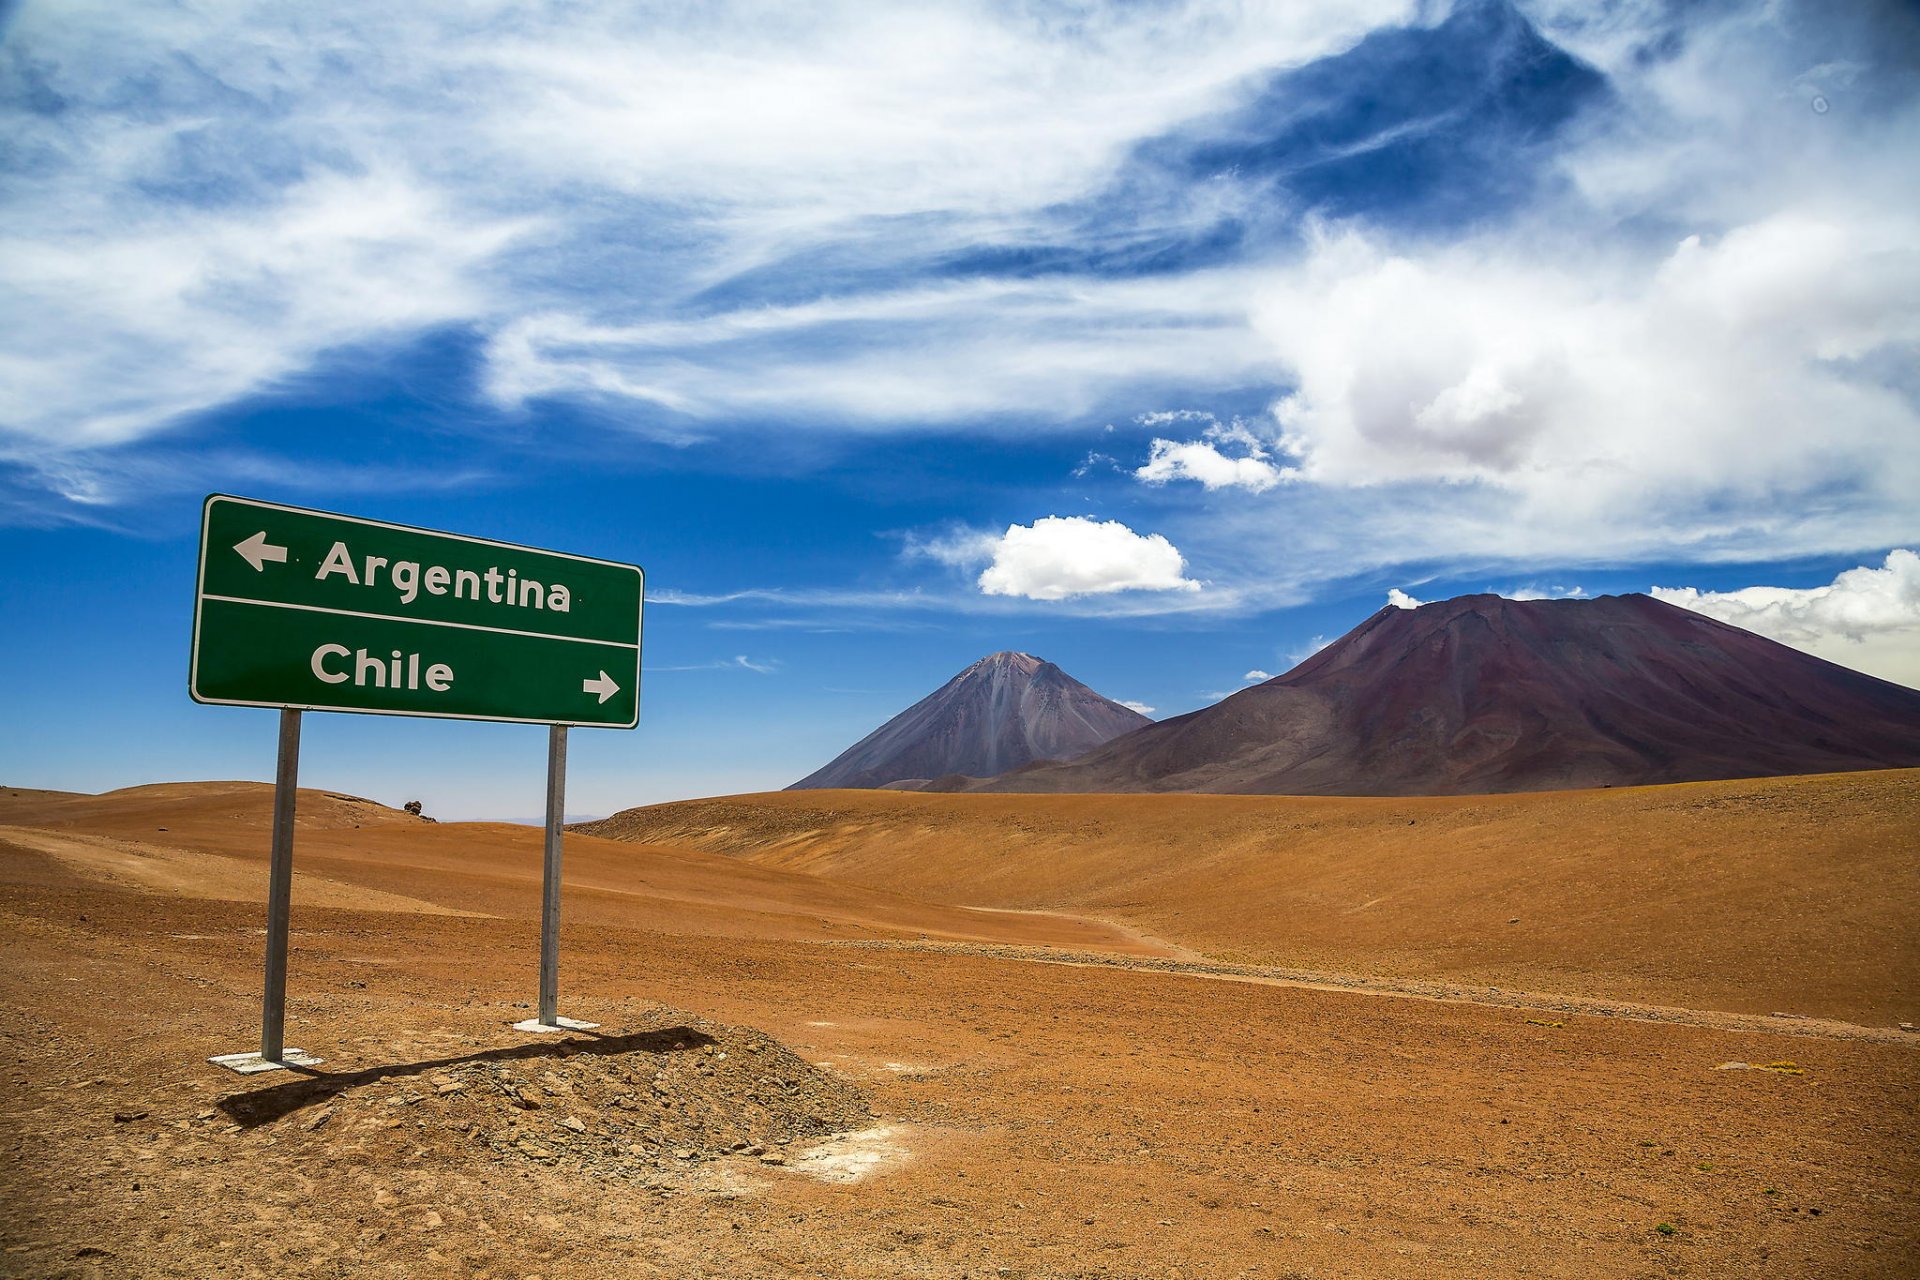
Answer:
[195,495,640,1072]
[208,709,325,1074]
[514,725,598,1033]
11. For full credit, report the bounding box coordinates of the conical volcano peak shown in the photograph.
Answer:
[969,651,1046,674]
[789,652,1149,791]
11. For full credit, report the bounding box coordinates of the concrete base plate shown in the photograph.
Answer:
[209,1049,323,1075]
[513,1016,599,1033]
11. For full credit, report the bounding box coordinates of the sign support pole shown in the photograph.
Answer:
[517,723,597,1033]
[209,708,324,1073]
[539,723,566,1024]
[261,707,301,1059]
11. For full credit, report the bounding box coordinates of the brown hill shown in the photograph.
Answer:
[959,593,1920,795]
[582,769,1920,1024]
[0,781,1161,954]
[787,650,1149,790]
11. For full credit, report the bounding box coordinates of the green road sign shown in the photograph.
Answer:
[191,495,643,727]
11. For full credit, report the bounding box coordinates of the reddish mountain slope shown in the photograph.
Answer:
[788,651,1150,790]
[965,593,1920,795]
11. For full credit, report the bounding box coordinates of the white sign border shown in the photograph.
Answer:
[189,493,645,729]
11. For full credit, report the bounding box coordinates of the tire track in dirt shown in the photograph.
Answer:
[825,938,1920,1044]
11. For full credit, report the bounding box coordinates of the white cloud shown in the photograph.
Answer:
[1499,584,1587,601]
[1136,414,1291,493]
[1652,550,1920,687]
[1252,209,1920,539]
[976,516,1200,601]
[483,272,1280,428]
[1136,410,1217,428]
[1285,634,1331,666]
[1242,669,1273,682]
[653,654,783,673]
[1654,550,1920,645]
[463,1,1417,222]
[0,167,529,456]
[905,527,1004,573]
[1386,588,1425,609]
[1117,700,1157,717]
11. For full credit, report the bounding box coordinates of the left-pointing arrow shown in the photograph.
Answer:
[234,531,289,572]
[583,671,620,704]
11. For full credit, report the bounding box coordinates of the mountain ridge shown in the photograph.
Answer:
[953,593,1920,795]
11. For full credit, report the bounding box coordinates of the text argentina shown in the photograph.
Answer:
[314,541,572,612]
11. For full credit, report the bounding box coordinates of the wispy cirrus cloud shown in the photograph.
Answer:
[483,272,1280,430]
[0,0,1413,473]
[651,654,784,674]
[0,167,529,459]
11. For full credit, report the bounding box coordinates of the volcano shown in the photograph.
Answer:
[789,651,1151,790]
[962,593,1920,796]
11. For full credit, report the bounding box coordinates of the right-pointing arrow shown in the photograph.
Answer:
[233,530,289,572]
[583,670,620,704]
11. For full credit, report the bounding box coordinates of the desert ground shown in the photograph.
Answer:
[2,771,1916,1278]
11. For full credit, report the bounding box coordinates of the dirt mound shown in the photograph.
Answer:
[216,1008,870,1184]
[968,593,1920,795]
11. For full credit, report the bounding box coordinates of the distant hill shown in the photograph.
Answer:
[787,651,1151,790]
[955,593,1920,795]
[569,769,1920,1023]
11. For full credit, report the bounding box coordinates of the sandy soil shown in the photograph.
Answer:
[1,780,1915,1278]
[583,770,1920,1025]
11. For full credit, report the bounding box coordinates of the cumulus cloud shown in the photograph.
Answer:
[1652,550,1920,688]
[975,516,1200,601]
[1386,589,1425,609]
[1242,669,1274,682]
[1654,550,1919,643]
[1135,414,1291,493]
[1197,3,1920,579]
[1117,700,1157,717]
[1253,209,1920,536]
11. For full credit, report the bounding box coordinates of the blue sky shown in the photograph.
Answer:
[3,0,1917,818]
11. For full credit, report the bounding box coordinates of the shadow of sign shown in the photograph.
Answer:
[217,1026,714,1129]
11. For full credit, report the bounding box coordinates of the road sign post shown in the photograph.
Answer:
[512,725,598,1034]
[208,709,323,1074]
[194,495,641,1071]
